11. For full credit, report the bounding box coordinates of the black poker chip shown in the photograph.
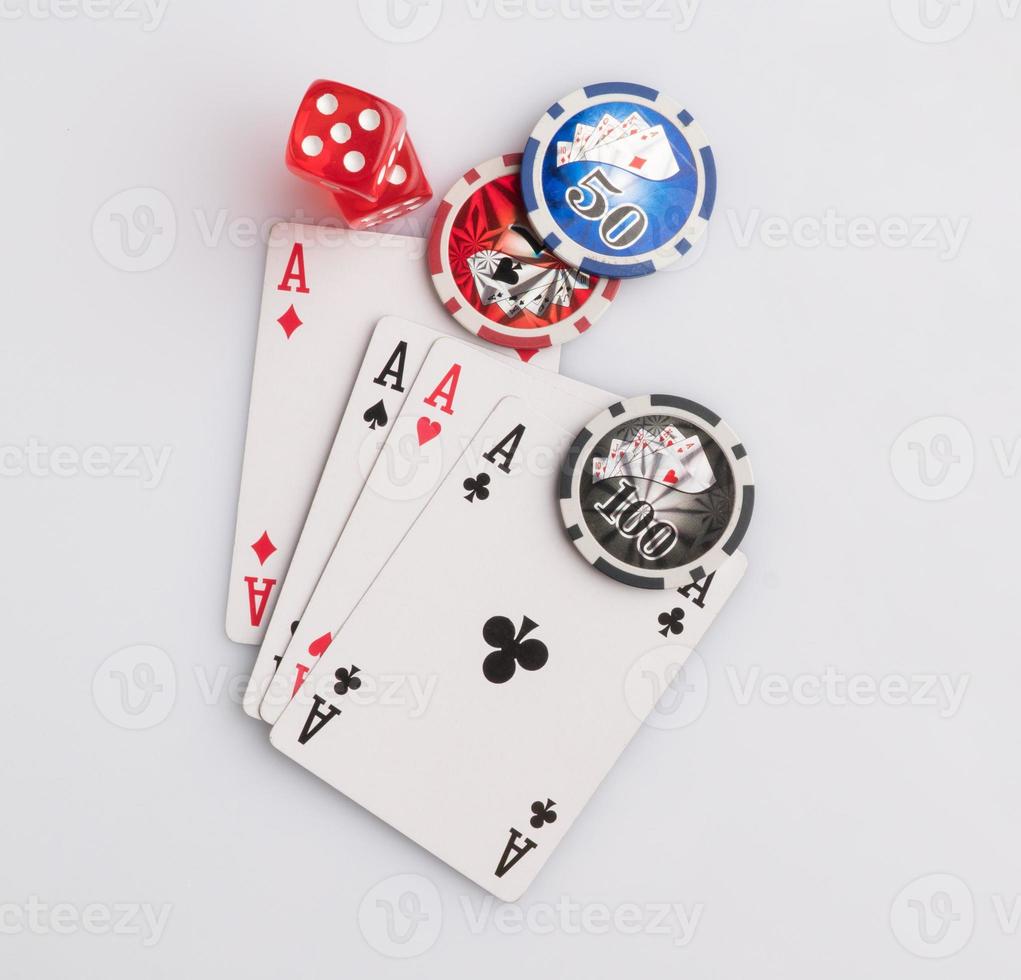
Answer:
[559,394,754,589]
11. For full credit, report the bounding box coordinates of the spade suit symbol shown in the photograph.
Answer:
[492,256,521,286]
[363,399,388,430]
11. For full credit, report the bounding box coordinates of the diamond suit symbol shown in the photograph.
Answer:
[251,531,276,565]
[277,304,302,338]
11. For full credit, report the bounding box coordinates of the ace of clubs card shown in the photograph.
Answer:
[270,397,747,900]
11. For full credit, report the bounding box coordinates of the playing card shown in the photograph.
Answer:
[547,266,589,309]
[516,271,560,317]
[226,223,560,645]
[583,125,682,181]
[596,109,651,149]
[602,437,628,478]
[648,433,717,493]
[258,336,619,723]
[613,423,711,488]
[468,254,560,317]
[269,397,747,900]
[614,423,679,479]
[568,123,594,162]
[606,428,654,479]
[618,433,666,482]
[579,111,620,157]
[244,316,472,718]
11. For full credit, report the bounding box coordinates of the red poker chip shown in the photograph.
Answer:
[427,154,619,350]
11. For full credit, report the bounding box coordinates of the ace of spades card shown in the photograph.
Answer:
[270,398,747,900]
[244,316,465,718]
[226,223,560,645]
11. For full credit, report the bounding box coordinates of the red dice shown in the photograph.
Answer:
[286,80,406,202]
[331,136,432,229]
[285,80,433,229]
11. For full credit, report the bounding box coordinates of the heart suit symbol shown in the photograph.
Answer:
[417,417,442,445]
[308,632,333,658]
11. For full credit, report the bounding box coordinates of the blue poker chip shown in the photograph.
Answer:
[522,82,716,278]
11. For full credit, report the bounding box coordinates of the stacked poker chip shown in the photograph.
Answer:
[280,76,748,589]
[423,81,747,589]
[427,81,716,357]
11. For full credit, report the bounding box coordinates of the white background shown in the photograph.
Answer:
[1,0,1019,975]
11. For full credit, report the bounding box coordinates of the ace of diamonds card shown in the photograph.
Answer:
[226,224,560,645]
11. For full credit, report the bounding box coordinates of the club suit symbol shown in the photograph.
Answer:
[529,799,557,829]
[481,615,548,684]
[657,607,685,637]
[333,665,362,696]
[463,472,490,502]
